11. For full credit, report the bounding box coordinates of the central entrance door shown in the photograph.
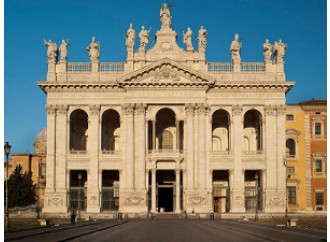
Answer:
[156,170,175,212]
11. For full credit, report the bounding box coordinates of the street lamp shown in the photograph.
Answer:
[4,142,12,228]
[283,156,288,220]
[254,171,259,222]
[78,172,82,221]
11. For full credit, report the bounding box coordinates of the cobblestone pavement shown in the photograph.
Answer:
[4,219,327,242]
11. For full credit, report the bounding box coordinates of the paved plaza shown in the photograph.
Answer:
[5,219,327,242]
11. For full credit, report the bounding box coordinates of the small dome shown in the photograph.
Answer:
[34,128,47,144]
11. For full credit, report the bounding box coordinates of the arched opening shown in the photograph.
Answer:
[156,108,176,151]
[212,109,230,151]
[286,139,295,157]
[244,110,262,152]
[101,109,121,152]
[70,109,88,151]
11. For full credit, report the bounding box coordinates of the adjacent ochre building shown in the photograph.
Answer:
[38,4,294,216]
[285,100,327,213]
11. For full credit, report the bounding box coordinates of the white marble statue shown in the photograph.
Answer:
[43,39,58,62]
[197,26,207,52]
[126,23,136,51]
[160,3,171,28]
[274,39,287,64]
[86,36,100,62]
[183,27,194,51]
[263,39,273,63]
[230,34,242,62]
[139,26,151,51]
[59,39,70,62]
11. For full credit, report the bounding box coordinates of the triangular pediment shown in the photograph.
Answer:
[118,58,215,86]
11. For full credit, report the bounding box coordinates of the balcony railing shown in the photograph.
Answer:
[101,150,121,155]
[67,63,91,72]
[207,62,265,72]
[207,62,233,72]
[241,62,265,72]
[69,150,87,155]
[148,149,183,154]
[99,62,125,72]
[243,150,263,155]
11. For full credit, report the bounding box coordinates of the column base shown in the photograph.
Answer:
[87,188,100,213]
[184,189,213,213]
[264,188,286,213]
[119,188,148,213]
[43,189,68,213]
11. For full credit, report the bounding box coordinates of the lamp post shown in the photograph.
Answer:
[254,171,259,222]
[283,156,288,220]
[4,142,12,228]
[78,172,82,221]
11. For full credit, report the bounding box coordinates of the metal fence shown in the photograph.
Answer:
[244,187,263,212]
[69,187,87,211]
[101,187,119,211]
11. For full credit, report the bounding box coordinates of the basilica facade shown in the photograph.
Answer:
[39,4,294,217]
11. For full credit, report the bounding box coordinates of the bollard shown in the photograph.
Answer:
[118,213,122,221]
[210,213,214,220]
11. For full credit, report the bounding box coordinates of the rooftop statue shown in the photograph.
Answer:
[274,39,287,64]
[263,39,273,63]
[86,36,100,62]
[59,39,70,62]
[126,23,136,51]
[139,26,151,51]
[197,26,207,53]
[230,34,242,63]
[160,3,172,28]
[43,39,58,62]
[183,27,194,51]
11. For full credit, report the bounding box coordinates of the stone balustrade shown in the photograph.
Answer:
[207,62,265,73]
[65,62,125,72]
[67,63,91,72]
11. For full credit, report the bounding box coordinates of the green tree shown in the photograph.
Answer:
[4,164,37,208]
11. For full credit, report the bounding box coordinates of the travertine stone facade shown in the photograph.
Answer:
[39,4,294,216]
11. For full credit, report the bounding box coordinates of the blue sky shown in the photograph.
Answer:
[4,0,327,153]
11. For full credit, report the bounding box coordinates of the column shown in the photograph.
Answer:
[175,169,181,213]
[45,104,56,193]
[198,104,206,188]
[124,104,134,189]
[185,104,194,189]
[276,105,287,212]
[264,105,278,212]
[152,120,156,150]
[194,105,199,188]
[176,120,180,151]
[205,107,212,190]
[87,105,101,213]
[231,105,245,213]
[151,169,157,212]
[136,104,146,189]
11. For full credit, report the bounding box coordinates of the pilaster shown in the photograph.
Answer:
[185,104,194,189]
[304,112,313,211]
[87,105,101,213]
[231,105,245,213]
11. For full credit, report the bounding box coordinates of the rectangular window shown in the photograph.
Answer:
[315,192,324,205]
[287,166,295,174]
[287,186,297,205]
[314,122,321,135]
[286,114,294,121]
[315,160,322,172]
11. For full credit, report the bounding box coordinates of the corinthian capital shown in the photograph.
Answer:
[122,103,134,115]
[89,105,100,115]
[232,105,243,115]
[56,104,68,115]
[45,104,56,115]
[135,103,146,115]
[185,103,195,115]
[264,104,277,116]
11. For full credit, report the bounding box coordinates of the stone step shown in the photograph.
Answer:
[154,213,181,219]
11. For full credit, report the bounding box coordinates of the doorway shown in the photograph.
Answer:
[156,170,175,212]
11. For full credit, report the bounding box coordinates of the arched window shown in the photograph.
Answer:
[286,139,295,156]
[156,108,176,150]
[244,110,262,151]
[212,109,230,151]
[70,110,88,150]
[101,109,120,151]
[159,130,173,149]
